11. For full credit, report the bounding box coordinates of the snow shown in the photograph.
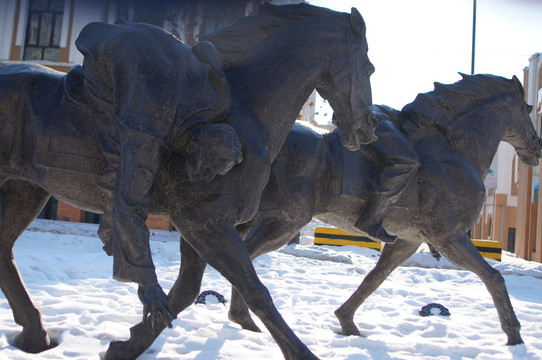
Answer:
[1,219,542,359]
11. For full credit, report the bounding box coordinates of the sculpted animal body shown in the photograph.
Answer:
[0,4,375,359]
[225,74,541,346]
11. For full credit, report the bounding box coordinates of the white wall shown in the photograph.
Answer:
[494,142,516,196]
[490,53,542,202]
[0,0,17,61]
[69,0,108,64]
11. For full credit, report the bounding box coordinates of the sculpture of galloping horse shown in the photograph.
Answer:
[0,4,376,359]
[222,74,541,346]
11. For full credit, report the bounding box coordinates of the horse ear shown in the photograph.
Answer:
[350,8,366,38]
[458,72,468,79]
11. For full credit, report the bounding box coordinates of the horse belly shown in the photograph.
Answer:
[314,196,366,236]
[40,169,106,214]
[416,153,486,237]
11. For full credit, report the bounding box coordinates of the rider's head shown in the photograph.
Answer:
[185,123,243,183]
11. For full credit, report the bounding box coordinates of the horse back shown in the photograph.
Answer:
[0,63,105,178]
[0,64,65,170]
[0,63,64,103]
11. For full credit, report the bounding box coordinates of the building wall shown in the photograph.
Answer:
[1,0,109,71]
[475,53,542,263]
[518,53,542,262]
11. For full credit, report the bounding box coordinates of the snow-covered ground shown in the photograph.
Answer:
[1,219,541,359]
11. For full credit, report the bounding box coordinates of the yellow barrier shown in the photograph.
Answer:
[314,227,381,251]
[470,239,502,261]
[314,228,502,261]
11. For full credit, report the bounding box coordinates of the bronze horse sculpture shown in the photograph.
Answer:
[213,74,540,346]
[0,4,376,359]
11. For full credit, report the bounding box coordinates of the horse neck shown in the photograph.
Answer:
[452,97,511,178]
[226,30,335,159]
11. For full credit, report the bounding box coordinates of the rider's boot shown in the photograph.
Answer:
[355,194,397,244]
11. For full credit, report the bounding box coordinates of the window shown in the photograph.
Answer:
[23,0,64,61]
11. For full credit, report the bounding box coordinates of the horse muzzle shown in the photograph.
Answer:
[356,110,378,145]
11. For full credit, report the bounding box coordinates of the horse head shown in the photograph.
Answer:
[202,3,377,152]
[501,75,542,166]
[404,73,542,168]
[317,7,377,150]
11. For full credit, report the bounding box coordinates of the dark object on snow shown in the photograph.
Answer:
[195,290,227,305]
[427,243,441,261]
[222,74,539,347]
[419,303,451,317]
[0,3,375,359]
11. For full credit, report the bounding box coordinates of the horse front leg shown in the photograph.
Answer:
[183,221,317,360]
[104,236,207,360]
[0,180,52,353]
[335,239,421,336]
[437,232,523,345]
[230,218,305,332]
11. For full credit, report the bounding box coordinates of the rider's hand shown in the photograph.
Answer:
[137,282,176,330]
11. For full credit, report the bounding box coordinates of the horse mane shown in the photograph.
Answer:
[402,73,524,128]
[201,3,352,65]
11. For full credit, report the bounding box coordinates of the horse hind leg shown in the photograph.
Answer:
[335,239,421,336]
[437,232,523,345]
[0,179,53,353]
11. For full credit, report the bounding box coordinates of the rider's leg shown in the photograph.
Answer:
[355,121,419,243]
[111,132,163,285]
[111,132,175,328]
[96,119,120,257]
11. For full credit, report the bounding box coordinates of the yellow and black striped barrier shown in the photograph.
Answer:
[314,227,502,261]
[470,239,502,261]
[314,227,381,251]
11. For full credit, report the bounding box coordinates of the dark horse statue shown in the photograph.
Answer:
[0,4,376,359]
[218,74,541,346]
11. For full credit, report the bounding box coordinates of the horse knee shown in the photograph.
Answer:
[483,267,505,285]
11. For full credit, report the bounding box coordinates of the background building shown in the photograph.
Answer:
[0,0,313,230]
[473,52,542,263]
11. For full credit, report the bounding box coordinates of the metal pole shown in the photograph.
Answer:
[471,0,477,74]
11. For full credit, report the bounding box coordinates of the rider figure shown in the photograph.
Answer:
[75,22,234,326]
[354,105,420,244]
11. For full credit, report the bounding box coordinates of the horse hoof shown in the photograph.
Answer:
[339,327,361,337]
[15,328,53,353]
[228,312,262,333]
[104,340,135,360]
[334,310,361,336]
[507,337,524,346]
